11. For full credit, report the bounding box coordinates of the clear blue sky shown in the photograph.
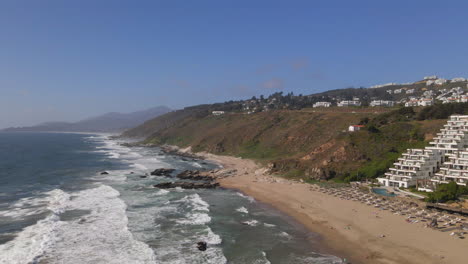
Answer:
[1,0,468,128]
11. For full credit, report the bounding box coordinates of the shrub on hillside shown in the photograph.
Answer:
[425,181,468,203]
[416,102,468,121]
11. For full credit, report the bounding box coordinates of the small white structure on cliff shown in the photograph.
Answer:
[348,125,364,132]
[212,111,225,116]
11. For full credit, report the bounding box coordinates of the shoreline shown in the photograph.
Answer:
[201,152,468,264]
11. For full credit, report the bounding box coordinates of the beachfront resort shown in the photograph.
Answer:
[378,115,468,191]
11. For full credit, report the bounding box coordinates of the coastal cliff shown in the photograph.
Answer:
[122,104,467,182]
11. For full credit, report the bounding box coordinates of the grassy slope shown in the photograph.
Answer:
[142,107,446,181]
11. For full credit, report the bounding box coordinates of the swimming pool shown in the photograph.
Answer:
[372,188,397,197]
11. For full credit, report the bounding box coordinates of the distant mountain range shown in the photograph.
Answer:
[2,106,172,133]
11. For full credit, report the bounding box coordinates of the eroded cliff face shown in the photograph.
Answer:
[141,109,446,181]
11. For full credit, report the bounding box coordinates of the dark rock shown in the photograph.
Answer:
[100,171,109,175]
[176,170,214,181]
[139,175,147,178]
[153,181,219,189]
[197,241,207,251]
[150,168,176,176]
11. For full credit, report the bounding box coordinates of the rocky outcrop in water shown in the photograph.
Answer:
[150,168,175,176]
[100,171,109,175]
[176,170,214,181]
[196,241,207,251]
[153,181,219,189]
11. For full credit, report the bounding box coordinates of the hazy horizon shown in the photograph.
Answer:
[2,0,468,128]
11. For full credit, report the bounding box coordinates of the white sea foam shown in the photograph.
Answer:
[263,223,276,228]
[236,192,255,203]
[236,206,249,214]
[44,185,156,263]
[155,189,169,195]
[279,231,292,239]
[242,219,259,226]
[201,227,223,245]
[252,251,271,264]
[0,185,157,264]
[0,189,70,264]
[191,162,203,168]
[131,163,148,171]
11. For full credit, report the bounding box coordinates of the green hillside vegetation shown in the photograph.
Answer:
[124,91,466,182]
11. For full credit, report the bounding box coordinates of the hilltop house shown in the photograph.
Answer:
[394,89,402,94]
[378,115,468,190]
[313,102,332,108]
[338,100,361,107]
[452,77,466,82]
[212,111,225,116]
[370,100,394,107]
[405,98,433,107]
[405,89,415,94]
[435,78,448,85]
[424,75,438,80]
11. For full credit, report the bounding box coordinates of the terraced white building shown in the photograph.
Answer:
[377,115,468,190]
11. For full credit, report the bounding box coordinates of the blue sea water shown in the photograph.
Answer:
[0,132,342,264]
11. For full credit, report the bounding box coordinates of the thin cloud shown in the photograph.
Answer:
[254,64,279,75]
[307,69,327,81]
[290,57,309,71]
[261,78,284,90]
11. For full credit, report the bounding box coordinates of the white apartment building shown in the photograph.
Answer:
[312,102,332,108]
[370,100,394,107]
[378,115,468,190]
[378,149,443,188]
[337,100,361,107]
[432,150,468,186]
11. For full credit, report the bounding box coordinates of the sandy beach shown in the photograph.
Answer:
[201,152,468,264]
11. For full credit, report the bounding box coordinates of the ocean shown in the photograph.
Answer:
[0,132,342,264]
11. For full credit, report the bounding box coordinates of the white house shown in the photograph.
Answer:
[451,77,466,82]
[394,89,402,94]
[405,100,418,107]
[405,89,415,94]
[212,111,225,116]
[348,125,364,132]
[370,100,394,107]
[312,102,332,108]
[418,98,434,107]
[424,75,438,80]
[435,78,448,85]
[338,100,361,107]
[405,98,433,107]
